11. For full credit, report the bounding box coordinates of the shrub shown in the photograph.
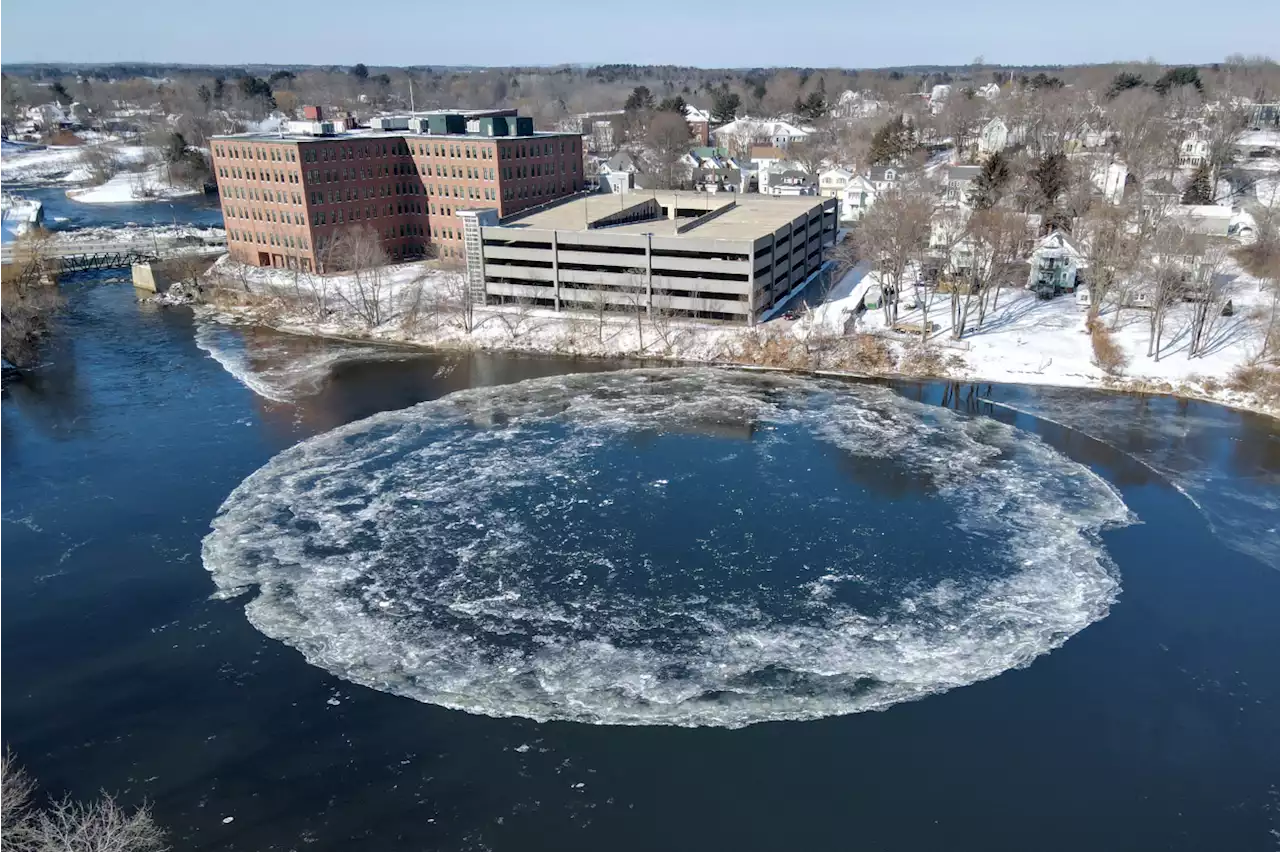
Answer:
[1088,318,1128,376]
[1228,365,1280,407]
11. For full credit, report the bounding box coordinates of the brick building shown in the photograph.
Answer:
[210,109,585,272]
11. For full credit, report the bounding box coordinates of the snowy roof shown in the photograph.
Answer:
[1033,230,1085,260]
[684,105,712,123]
[713,118,812,139]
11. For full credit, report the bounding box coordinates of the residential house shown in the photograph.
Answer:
[685,105,713,146]
[977,117,1011,155]
[598,151,643,193]
[867,164,909,194]
[1026,230,1085,297]
[975,83,1002,100]
[839,174,878,221]
[1088,158,1128,204]
[713,118,812,153]
[1171,204,1233,237]
[832,90,883,119]
[943,164,983,206]
[818,167,855,200]
[763,168,818,196]
[1179,134,1210,168]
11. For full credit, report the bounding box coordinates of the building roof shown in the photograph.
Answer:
[497,190,829,241]
[603,151,642,173]
[867,164,908,181]
[945,165,983,181]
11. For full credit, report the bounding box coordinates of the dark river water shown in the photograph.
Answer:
[3,276,1280,851]
[2,184,224,241]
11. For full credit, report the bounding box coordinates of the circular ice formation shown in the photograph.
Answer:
[203,369,1132,727]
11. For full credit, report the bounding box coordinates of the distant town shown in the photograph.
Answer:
[3,60,1279,411]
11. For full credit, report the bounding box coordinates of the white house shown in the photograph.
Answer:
[840,175,878,221]
[976,83,1002,100]
[866,164,909,194]
[1171,204,1233,237]
[1088,159,1129,204]
[713,117,813,151]
[833,90,883,119]
[978,117,1011,155]
[597,151,642,193]
[818,167,855,200]
[943,164,983,206]
[1027,230,1086,297]
[1179,135,1211,168]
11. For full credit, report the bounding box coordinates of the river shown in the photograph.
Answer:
[1,184,223,242]
[3,272,1279,851]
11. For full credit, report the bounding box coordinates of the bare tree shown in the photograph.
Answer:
[2,230,65,367]
[437,261,490,334]
[1079,201,1138,321]
[855,186,933,328]
[324,224,390,328]
[1146,223,1195,361]
[2,754,167,852]
[1188,238,1237,358]
[645,111,692,189]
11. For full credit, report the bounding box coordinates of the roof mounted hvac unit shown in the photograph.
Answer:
[370,116,410,131]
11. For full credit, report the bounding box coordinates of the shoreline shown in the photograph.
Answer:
[191,301,1280,420]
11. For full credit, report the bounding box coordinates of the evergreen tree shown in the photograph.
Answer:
[624,85,654,112]
[657,95,688,115]
[1030,152,1070,214]
[711,89,740,123]
[350,63,369,81]
[868,115,913,164]
[49,81,73,107]
[971,150,1011,210]
[1182,164,1214,204]
[1107,72,1146,99]
[1154,66,1203,95]
[163,132,188,164]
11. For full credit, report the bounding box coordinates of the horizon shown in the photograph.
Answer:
[2,0,1275,69]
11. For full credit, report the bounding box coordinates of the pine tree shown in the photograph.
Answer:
[971,150,1011,210]
[1030,152,1069,213]
[868,115,912,164]
[1182,164,1214,204]
[711,90,740,124]
[624,86,654,112]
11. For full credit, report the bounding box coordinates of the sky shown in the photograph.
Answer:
[2,0,1276,68]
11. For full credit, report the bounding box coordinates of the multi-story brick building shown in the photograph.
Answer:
[210,109,585,272]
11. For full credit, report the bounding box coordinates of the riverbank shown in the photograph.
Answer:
[193,256,1280,418]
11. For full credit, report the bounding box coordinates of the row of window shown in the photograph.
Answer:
[226,206,306,226]
[224,185,301,205]
[229,229,310,249]
[215,136,581,168]
[312,201,426,226]
[216,144,297,162]
[301,160,576,186]
[217,166,299,184]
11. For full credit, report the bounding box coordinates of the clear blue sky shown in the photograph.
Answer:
[2,0,1275,68]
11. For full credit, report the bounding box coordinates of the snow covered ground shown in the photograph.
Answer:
[0,142,149,185]
[65,162,201,204]
[837,264,1276,410]
[193,255,1279,417]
